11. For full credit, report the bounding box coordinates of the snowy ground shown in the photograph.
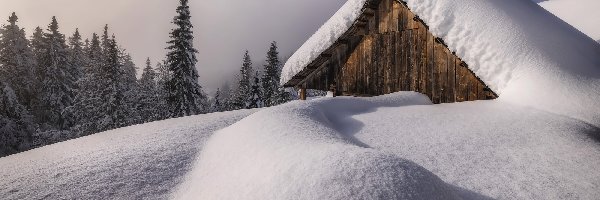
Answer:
[176,93,600,199]
[0,109,258,200]
[1,93,598,199]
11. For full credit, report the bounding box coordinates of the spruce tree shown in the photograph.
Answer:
[165,0,206,117]
[68,28,85,82]
[31,26,45,78]
[219,82,233,111]
[211,88,223,112]
[0,80,35,157]
[261,41,290,107]
[155,61,171,119]
[119,52,141,124]
[249,71,262,109]
[234,51,253,109]
[68,33,103,135]
[0,12,38,109]
[38,16,76,129]
[98,31,128,130]
[138,58,160,122]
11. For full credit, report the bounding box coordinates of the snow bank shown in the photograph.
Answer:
[175,92,462,200]
[282,0,600,126]
[352,100,600,199]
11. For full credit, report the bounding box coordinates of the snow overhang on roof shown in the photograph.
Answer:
[281,0,372,87]
[282,0,600,126]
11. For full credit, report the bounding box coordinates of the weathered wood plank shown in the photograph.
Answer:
[447,52,456,103]
[426,32,434,100]
[298,0,497,103]
[392,1,400,32]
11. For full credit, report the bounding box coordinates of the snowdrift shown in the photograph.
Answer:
[281,0,600,126]
[177,92,600,199]
[175,93,462,200]
[0,110,257,200]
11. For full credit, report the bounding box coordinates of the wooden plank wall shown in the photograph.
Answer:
[304,0,497,103]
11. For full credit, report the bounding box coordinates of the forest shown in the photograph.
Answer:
[0,10,300,157]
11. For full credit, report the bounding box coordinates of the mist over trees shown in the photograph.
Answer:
[210,41,294,113]
[0,0,300,157]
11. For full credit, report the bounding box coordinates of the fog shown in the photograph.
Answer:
[0,0,346,94]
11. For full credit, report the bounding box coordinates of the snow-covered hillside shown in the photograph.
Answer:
[177,93,600,199]
[0,109,258,199]
[538,0,600,41]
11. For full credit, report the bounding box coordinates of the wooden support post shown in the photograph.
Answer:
[299,87,307,100]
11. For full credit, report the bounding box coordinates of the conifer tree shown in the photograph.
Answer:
[234,51,253,109]
[261,41,289,107]
[0,12,38,109]
[165,0,206,117]
[38,16,76,129]
[97,32,128,130]
[249,71,262,109]
[211,88,223,112]
[138,58,160,122]
[119,52,141,124]
[68,33,103,135]
[219,82,233,111]
[0,80,35,157]
[31,26,45,78]
[68,28,85,82]
[155,61,171,119]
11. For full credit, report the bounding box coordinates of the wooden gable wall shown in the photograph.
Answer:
[296,0,497,103]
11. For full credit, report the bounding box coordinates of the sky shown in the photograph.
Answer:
[0,0,346,94]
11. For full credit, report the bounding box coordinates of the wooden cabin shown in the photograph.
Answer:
[283,0,498,103]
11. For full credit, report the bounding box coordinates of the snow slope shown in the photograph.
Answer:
[0,109,257,200]
[281,0,600,126]
[176,92,600,199]
[539,0,600,41]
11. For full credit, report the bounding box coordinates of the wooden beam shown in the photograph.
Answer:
[299,87,307,100]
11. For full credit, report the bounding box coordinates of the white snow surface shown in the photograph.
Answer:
[0,109,258,200]
[539,0,600,41]
[281,0,600,126]
[176,92,600,199]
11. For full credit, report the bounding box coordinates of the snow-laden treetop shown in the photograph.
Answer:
[281,0,600,126]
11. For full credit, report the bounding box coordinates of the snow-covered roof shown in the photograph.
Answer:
[282,0,600,126]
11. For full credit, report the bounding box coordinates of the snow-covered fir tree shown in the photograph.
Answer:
[165,0,207,117]
[137,58,160,122]
[218,82,233,111]
[261,41,290,107]
[249,71,262,109]
[67,28,86,83]
[0,13,38,110]
[119,52,141,124]
[155,61,171,120]
[0,80,35,157]
[233,51,253,110]
[97,28,129,130]
[210,88,223,112]
[68,33,103,135]
[38,16,77,129]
